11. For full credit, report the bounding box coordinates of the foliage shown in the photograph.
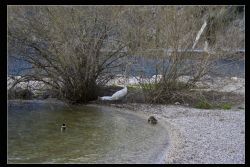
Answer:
[220,103,232,110]
[195,100,212,109]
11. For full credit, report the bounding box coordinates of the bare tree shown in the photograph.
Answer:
[8,6,128,103]
[8,6,244,104]
[125,6,244,104]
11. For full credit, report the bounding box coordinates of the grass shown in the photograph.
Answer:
[195,99,233,110]
[100,81,243,110]
[219,103,232,110]
[127,84,142,90]
[195,100,212,109]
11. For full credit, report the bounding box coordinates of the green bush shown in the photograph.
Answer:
[220,103,232,110]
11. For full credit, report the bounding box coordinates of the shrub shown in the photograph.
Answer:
[8,6,128,103]
[195,100,212,109]
[8,88,34,100]
[220,103,232,110]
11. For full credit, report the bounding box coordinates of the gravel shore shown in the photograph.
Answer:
[107,103,245,164]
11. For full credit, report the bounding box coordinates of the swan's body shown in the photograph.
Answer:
[99,96,113,100]
[99,86,127,101]
[111,86,127,100]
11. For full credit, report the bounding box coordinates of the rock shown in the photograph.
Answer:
[151,75,163,83]
[231,77,238,81]
[148,116,157,124]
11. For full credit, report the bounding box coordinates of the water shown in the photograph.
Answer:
[8,55,32,76]
[213,59,245,77]
[8,55,245,77]
[129,56,245,77]
[8,100,169,164]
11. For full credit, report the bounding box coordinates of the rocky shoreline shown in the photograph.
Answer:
[102,103,245,164]
[7,74,245,98]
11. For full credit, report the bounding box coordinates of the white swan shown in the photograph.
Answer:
[111,86,127,100]
[99,86,127,101]
[99,96,113,100]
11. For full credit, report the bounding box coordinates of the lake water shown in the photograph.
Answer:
[128,56,245,77]
[8,100,168,164]
[8,55,245,77]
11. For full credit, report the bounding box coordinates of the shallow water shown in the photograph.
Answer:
[8,100,168,164]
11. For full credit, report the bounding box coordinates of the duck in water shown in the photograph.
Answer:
[61,123,66,132]
[148,116,157,125]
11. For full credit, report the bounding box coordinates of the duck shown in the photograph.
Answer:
[148,116,157,125]
[61,123,66,132]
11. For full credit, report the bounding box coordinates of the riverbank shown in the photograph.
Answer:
[8,98,245,164]
[96,103,245,164]
[7,74,245,163]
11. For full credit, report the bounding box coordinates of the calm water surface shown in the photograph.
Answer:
[8,100,168,164]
